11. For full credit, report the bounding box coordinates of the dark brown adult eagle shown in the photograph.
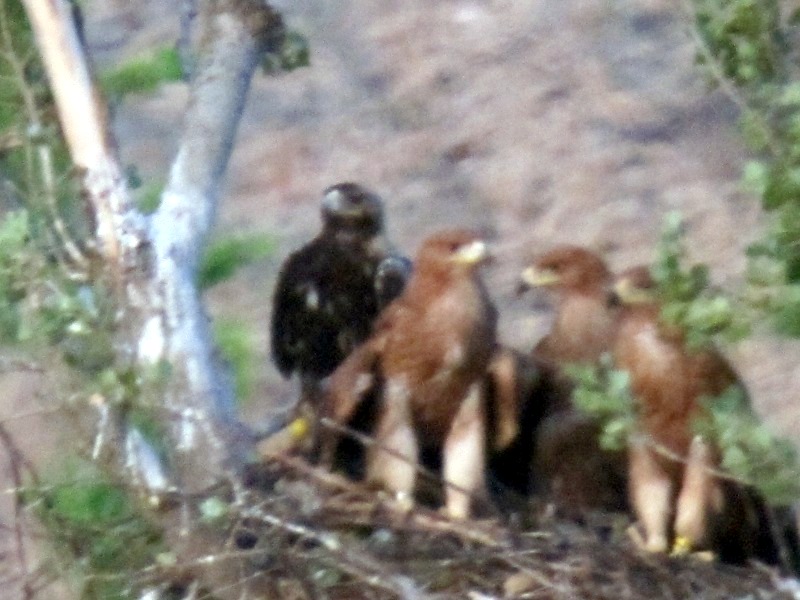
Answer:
[270,183,407,406]
[517,246,628,514]
[325,229,497,519]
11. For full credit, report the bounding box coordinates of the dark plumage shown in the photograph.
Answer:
[375,255,413,309]
[484,346,545,498]
[270,182,407,404]
[325,229,497,519]
[517,246,628,514]
[679,435,799,568]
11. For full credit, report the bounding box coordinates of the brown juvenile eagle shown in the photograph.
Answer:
[270,182,407,406]
[612,266,799,569]
[325,229,497,519]
[517,245,628,514]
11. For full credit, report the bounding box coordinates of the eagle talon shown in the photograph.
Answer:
[392,491,415,514]
[626,524,670,554]
[257,416,312,458]
[626,523,647,550]
[288,416,311,441]
[690,550,716,562]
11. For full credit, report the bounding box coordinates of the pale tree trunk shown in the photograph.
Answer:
[22,0,284,492]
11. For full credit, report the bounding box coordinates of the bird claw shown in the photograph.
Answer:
[257,416,313,458]
[392,491,415,514]
[626,523,647,549]
[288,416,311,441]
[689,550,716,562]
[627,524,668,554]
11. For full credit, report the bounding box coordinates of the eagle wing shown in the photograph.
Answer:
[271,237,383,379]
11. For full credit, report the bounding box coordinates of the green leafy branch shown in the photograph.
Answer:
[33,460,166,600]
[199,232,276,290]
[687,0,800,338]
[569,355,800,504]
[99,47,183,102]
[695,386,800,504]
[566,355,637,451]
[651,212,749,349]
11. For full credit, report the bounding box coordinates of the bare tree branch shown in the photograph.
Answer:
[20,0,144,270]
[22,0,286,492]
[0,424,36,600]
[144,0,285,484]
[178,0,198,79]
[148,0,283,440]
[20,2,289,594]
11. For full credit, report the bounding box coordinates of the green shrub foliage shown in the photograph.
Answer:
[651,212,748,349]
[691,0,800,335]
[99,47,183,101]
[198,232,276,290]
[567,356,637,452]
[695,386,800,504]
[39,462,165,600]
[0,4,279,597]
[567,2,800,506]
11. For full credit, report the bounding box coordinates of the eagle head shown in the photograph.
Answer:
[417,229,491,275]
[610,265,657,307]
[518,245,610,295]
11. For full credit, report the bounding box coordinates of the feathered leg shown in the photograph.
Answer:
[443,382,486,520]
[629,440,673,553]
[318,341,380,468]
[673,435,719,556]
[486,349,521,451]
[366,377,418,511]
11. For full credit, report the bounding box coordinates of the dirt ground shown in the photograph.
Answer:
[85,0,800,437]
[4,0,800,597]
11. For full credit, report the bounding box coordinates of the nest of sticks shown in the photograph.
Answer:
[172,449,798,600]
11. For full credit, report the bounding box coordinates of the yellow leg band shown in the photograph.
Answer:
[289,416,310,440]
[671,535,693,556]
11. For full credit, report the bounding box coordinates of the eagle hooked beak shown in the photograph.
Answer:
[453,240,491,265]
[322,187,346,212]
[516,266,559,295]
[611,276,658,306]
[322,187,366,218]
[322,188,362,216]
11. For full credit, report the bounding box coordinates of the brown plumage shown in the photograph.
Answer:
[612,265,737,554]
[678,435,799,568]
[611,266,800,568]
[324,229,497,519]
[322,329,542,502]
[518,246,628,513]
[522,246,618,369]
[270,182,407,406]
